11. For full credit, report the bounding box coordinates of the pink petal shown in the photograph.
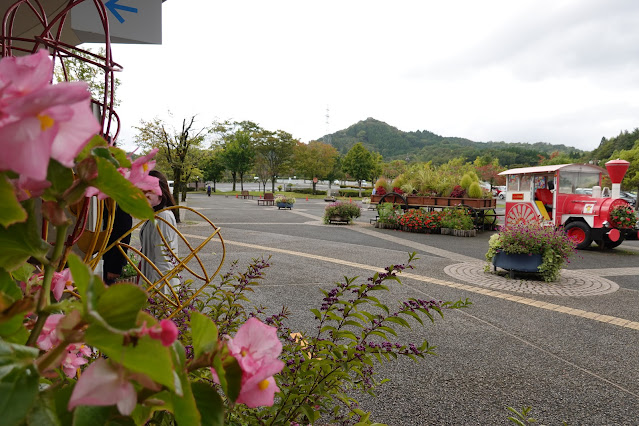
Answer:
[228,318,282,370]
[0,116,54,181]
[68,359,137,416]
[0,50,52,104]
[50,101,100,167]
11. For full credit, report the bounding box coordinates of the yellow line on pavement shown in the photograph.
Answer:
[182,233,639,331]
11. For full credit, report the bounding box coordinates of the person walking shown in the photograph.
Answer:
[207,184,212,197]
[140,170,180,293]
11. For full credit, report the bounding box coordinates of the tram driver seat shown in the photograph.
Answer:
[535,188,553,219]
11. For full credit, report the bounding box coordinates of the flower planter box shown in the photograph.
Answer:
[375,222,398,229]
[441,227,452,235]
[277,202,294,209]
[370,194,382,203]
[453,229,476,237]
[492,252,543,278]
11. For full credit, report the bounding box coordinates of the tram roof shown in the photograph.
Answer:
[499,163,607,176]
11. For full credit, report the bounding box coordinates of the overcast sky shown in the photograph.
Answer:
[100,0,639,153]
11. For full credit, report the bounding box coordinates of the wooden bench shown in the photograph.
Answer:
[257,192,275,206]
[241,190,254,199]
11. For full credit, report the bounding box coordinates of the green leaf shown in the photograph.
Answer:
[0,268,21,303]
[84,323,175,390]
[26,392,60,426]
[67,253,91,303]
[191,312,218,360]
[51,384,74,426]
[72,405,114,426]
[10,263,35,284]
[0,340,39,377]
[96,284,147,330]
[75,134,107,163]
[0,200,49,271]
[0,365,39,426]
[191,382,224,426]
[171,370,200,426]
[109,146,132,169]
[42,159,74,201]
[90,157,154,220]
[211,354,242,403]
[0,174,26,227]
[301,404,318,423]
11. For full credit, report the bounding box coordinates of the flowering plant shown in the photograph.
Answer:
[275,195,295,204]
[440,207,474,230]
[609,204,637,229]
[323,201,361,223]
[376,202,402,226]
[0,51,283,424]
[485,221,577,281]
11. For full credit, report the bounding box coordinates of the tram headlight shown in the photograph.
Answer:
[602,220,611,228]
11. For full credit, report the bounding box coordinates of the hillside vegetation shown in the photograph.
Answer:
[320,118,584,167]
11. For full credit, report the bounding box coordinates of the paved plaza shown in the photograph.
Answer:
[171,193,639,425]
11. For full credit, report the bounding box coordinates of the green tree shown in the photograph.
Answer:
[294,141,339,194]
[255,129,297,193]
[222,131,255,191]
[342,142,378,196]
[53,46,121,108]
[211,120,261,191]
[201,148,226,192]
[134,115,206,221]
[612,141,639,208]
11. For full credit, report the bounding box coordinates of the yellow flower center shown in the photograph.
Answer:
[241,349,248,357]
[143,163,149,172]
[258,379,270,391]
[38,114,54,131]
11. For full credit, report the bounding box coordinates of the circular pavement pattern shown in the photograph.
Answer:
[444,262,619,296]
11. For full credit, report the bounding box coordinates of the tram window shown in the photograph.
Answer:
[520,175,532,191]
[507,175,519,191]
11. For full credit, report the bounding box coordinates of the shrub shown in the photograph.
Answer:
[398,208,428,231]
[377,203,402,226]
[440,208,474,230]
[449,185,466,198]
[467,181,483,198]
[374,177,390,192]
[323,201,362,223]
[460,173,474,191]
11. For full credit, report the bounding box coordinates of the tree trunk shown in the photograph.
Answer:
[239,172,244,191]
[358,180,362,197]
[271,176,276,193]
[312,181,317,195]
[231,172,237,191]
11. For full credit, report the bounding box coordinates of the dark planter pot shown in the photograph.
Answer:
[492,252,543,278]
[277,202,293,209]
[328,215,351,224]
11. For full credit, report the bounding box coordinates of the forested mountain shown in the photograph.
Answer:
[589,128,639,162]
[319,118,584,168]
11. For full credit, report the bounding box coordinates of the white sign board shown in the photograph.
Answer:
[71,0,162,44]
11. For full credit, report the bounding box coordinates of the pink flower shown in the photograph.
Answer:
[0,51,100,181]
[51,269,74,302]
[0,49,52,111]
[11,175,51,201]
[37,313,64,351]
[68,358,137,416]
[122,148,161,194]
[224,318,284,407]
[140,319,178,347]
[61,344,92,378]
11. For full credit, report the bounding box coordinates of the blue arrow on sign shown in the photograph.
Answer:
[105,0,138,24]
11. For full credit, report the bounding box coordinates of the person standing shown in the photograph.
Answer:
[140,170,180,293]
[207,184,212,197]
[102,203,133,284]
